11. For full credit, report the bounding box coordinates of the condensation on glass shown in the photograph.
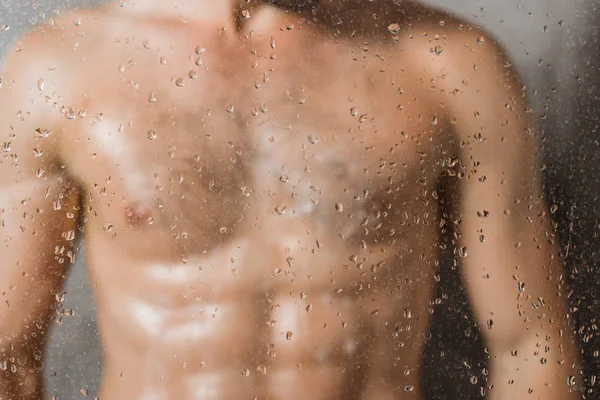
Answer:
[0,1,597,399]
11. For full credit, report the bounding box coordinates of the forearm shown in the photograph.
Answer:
[0,274,67,400]
[487,335,579,400]
[1,380,42,400]
[0,349,44,400]
[0,296,54,400]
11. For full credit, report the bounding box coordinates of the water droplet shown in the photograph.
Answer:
[74,18,82,26]
[103,223,113,232]
[335,203,344,213]
[55,292,67,303]
[2,142,11,152]
[404,385,414,392]
[433,45,443,55]
[358,114,368,123]
[259,103,268,113]
[307,135,318,144]
[64,107,76,120]
[147,130,157,140]
[175,78,185,87]
[458,246,467,257]
[256,365,267,375]
[270,36,276,49]
[430,116,438,126]
[226,104,235,113]
[477,35,486,45]
[286,331,293,340]
[387,23,401,35]
[403,309,412,318]
[486,319,493,330]
[241,368,250,377]
[148,92,157,103]
[34,128,53,139]
[470,376,478,385]
[274,205,286,215]
[195,46,206,55]
[350,107,358,117]
[0,25,9,31]
[279,175,289,183]
[241,9,251,19]
[567,376,576,386]
[37,78,45,91]
[188,70,198,80]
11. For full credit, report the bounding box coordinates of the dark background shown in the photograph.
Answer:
[1,0,598,398]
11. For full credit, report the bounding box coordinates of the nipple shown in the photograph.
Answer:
[126,202,154,225]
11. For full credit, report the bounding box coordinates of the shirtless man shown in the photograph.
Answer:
[0,0,579,399]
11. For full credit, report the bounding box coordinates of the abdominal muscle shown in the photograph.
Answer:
[87,214,436,400]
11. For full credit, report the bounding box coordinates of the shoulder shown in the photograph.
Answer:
[383,8,533,159]
[314,2,524,101]
[0,8,112,179]
[395,11,536,166]
[1,8,114,105]
[392,11,521,96]
[381,9,530,141]
[2,8,110,70]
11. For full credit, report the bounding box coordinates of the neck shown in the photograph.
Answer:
[115,0,250,27]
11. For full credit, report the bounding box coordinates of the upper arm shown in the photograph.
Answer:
[0,26,80,371]
[452,45,558,346]
[418,27,569,349]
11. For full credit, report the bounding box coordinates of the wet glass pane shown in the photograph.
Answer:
[0,1,597,399]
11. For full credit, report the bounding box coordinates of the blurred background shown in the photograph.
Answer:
[1,0,599,398]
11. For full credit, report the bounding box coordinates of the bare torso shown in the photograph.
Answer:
[0,2,580,399]
[55,4,449,399]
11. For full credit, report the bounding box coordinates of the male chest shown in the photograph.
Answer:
[65,28,441,252]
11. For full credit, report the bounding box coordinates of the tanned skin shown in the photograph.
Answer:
[0,0,579,399]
